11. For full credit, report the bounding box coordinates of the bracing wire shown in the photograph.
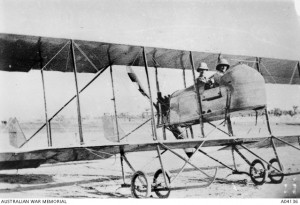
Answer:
[289,62,298,84]
[74,42,99,72]
[119,117,152,141]
[84,147,115,158]
[260,62,277,84]
[41,41,70,71]
[84,147,117,166]
[65,43,70,72]
[130,48,142,67]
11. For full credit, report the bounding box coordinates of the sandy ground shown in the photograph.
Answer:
[0,116,300,198]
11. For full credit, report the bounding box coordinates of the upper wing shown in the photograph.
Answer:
[0,33,299,84]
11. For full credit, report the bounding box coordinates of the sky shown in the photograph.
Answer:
[0,0,300,121]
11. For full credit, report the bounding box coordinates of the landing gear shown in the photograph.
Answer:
[153,169,171,198]
[131,171,151,198]
[249,159,267,185]
[268,158,284,184]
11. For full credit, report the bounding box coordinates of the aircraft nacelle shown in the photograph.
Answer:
[165,64,267,126]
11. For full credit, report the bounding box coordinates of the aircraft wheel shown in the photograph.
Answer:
[249,159,267,185]
[131,171,151,198]
[153,169,171,198]
[267,158,284,184]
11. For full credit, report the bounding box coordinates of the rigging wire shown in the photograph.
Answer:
[84,147,115,158]
[84,147,118,167]
[119,117,152,141]
[40,41,70,71]
[65,43,71,72]
[130,48,142,66]
[260,62,277,84]
[289,62,299,84]
[73,42,99,72]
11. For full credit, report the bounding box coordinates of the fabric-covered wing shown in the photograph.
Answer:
[0,135,299,170]
[0,33,299,84]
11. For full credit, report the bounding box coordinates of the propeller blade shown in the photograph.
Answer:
[126,66,150,99]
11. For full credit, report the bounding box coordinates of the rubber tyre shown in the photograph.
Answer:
[153,169,171,198]
[131,171,151,198]
[249,159,267,185]
[267,158,284,184]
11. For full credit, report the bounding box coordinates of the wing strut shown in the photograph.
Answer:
[41,69,52,147]
[298,61,300,81]
[38,37,52,147]
[108,53,127,186]
[190,51,205,138]
[108,58,120,143]
[70,40,84,145]
[182,66,187,88]
[255,57,261,73]
[143,47,158,141]
[181,57,192,140]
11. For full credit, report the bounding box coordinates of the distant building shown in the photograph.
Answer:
[141,111,157,118]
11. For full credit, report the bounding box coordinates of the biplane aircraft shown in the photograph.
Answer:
[0,33,300,198]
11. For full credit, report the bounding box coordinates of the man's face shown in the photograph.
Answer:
[219,65,228,73]
[199,70,205,75]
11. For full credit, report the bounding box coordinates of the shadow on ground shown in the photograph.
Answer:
[0,174,54,184]
[0,175,116,193]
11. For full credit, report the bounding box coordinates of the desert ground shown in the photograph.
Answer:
[0,115,300,198]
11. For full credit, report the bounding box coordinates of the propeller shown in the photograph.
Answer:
[126,66,150,99]
[126,66,158,110]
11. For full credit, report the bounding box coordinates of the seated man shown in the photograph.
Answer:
[213,58,230,87]
[197,62,209,83]
[197,62,213,90]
